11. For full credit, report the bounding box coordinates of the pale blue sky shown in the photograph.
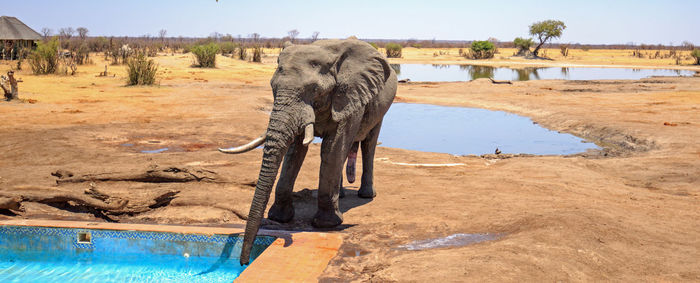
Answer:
[4,0,699,45]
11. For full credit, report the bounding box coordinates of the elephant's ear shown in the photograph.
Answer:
[329,40,392,122]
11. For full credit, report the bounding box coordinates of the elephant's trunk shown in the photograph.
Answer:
[239,96,315,265]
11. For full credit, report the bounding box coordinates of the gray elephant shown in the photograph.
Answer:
[219,39,397,264]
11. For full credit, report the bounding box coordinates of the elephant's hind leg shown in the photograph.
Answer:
[268,136,308,223]
[358,121,382,198]
[340,142,360,199]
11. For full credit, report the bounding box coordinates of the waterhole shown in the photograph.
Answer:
[377,103,599,155]
[392,64,696,82]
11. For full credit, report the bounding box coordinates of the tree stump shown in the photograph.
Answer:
[1,70,18,101]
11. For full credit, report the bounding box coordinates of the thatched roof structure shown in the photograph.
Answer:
[0,16,41,41]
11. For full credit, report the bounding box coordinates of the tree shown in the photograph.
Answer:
[249,33,261,43]
[311,31,320,42]
[58,27,75,40]
[287,29,299,43]
[529,20,566,57]
[41,28,53,39]
[158,29,167,42]
[77,27,89,40]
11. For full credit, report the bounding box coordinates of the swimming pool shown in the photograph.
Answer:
[0,225,275,282]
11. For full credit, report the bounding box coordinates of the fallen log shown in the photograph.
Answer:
[489,78,513,85]
[55,166,222,184]
[0,196,22,211]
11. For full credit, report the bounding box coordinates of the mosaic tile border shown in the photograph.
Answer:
[0,226,276,247]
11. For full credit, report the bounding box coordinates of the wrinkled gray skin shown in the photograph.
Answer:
[223,39,397,265]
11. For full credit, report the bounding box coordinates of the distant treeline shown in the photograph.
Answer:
[46,34,697,53]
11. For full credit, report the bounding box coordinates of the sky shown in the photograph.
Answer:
[4,0,699,45]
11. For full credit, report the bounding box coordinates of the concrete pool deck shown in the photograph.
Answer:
[0,219,342,282]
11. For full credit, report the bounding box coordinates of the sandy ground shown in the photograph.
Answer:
[1,50,699,282]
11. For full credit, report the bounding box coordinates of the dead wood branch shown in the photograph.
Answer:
[55,166,223,184]
[0,196,22,211]
[489,78,513,85]
[1,187,128,211]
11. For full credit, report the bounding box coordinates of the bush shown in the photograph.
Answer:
[368,42,378,50]
[466,41,495,59]
[190,43,218,67]
[560,44,569,57]
[238,46,247,60]
[513,37,533,55]
[385,43,402,58]
[75,42,90,65]
[692,49,700,65]
[28,37,60,74]
[127,53,158,85]
[219,42,237,56]
[251,46,262,62]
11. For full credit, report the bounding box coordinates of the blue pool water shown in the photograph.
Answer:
[0,226,275,282]
[392,64,697,82]
[378,103,599,155]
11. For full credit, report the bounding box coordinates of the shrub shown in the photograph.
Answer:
[75,42,90,65]
[126,53,158,85]
[251,46,263,63]
[385,43,402,58]
[692,49,700,65]
[219,42,237,56]
[368,42,378,50]
[190,43,218,67]
[467,41,495,59]
[513,37,533,55]
[560,44,569,57]
[581,45,590,51]
[28,37,60,74]
[238,46,247,60]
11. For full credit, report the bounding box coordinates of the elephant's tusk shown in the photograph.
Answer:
[219,135,265,154]
[302,123,314,146]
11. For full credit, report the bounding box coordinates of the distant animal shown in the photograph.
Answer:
[219,39,397,265]
[398,78,411,83]
[495,148,502,154]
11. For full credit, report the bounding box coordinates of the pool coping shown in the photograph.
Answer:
[0,219,343,282]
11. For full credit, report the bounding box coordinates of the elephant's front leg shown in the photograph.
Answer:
[314,120,361,228]
[358,121,382,198]
[268,136,308,223]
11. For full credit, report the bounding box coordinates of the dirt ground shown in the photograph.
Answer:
[1,50,699,282]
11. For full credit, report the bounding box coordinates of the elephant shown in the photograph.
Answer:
[219,39,397,265]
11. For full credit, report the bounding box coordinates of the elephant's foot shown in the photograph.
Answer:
[358,185,376,198]
[268,202,294,223]
[312,209,343,228]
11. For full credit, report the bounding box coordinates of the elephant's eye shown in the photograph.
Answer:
[310,61,320,68]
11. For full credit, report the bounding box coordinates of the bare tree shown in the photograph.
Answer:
[311,31,320,42]
[77,27,89,40]
[158,29,167,42]
[287,29,299,43]
[41,28,53,39]
[249,33,261,43]
[58,27,75,40]
[210,32,222,41]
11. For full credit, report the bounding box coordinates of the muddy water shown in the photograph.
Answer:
[378,103,599,155]
[392,64,696,82]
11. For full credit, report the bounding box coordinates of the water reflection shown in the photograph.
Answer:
[394,64,696,82]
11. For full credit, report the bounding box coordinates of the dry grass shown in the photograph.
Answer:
[1,47,697,109]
